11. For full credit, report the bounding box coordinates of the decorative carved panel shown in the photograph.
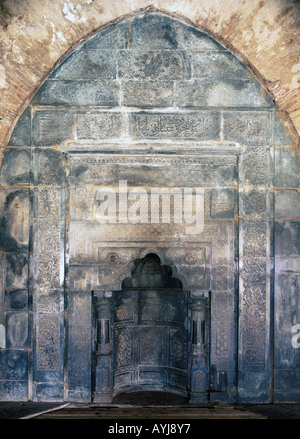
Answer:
[113,289,188,398]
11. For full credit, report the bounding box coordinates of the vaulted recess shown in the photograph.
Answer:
[0,12,299,405]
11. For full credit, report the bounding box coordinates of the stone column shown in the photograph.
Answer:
[31,148,65,401]
[67,291,92,402]
[188,291,210,403]
[92,291,114,403]
[227,111,274,403]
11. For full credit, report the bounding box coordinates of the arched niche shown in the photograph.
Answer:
[122,253,183,289]
[0,11,299,405]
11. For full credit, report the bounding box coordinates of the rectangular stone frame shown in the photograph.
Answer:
[30,138,273,403]
[64,147,240,403]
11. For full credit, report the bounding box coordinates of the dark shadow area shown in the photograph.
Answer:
[122,253,182,289]
[240,403,300,420]
[2,401,300,419]
[112,390,188,405]
[0,402,66,419]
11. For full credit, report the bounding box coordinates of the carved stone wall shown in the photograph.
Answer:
[0,12,299,404]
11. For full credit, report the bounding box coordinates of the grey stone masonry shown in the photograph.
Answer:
[1,12,299,405]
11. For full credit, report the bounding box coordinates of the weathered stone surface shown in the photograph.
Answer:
[5,253,28,290]
[0,148,30,186]
[210,292,235,400]
[211,266,235,292]
[34,383,63,401]
[118,50,191,80]
[67,154,237,187]
[34,292,63,387]
[83,21,129,50]
[240,282,267,374]
[241,144,267,186]
[122,80,174,107]
[0,11,299,405]
[275,257,300,274]
[33,110,124,145]
[274,272,300,402]
[5,312,28,349]
[74,112,123,140]
[69,187,92,219]
[31,79,120,107]
[274,112,294,146]
[275,189,300,219]
[50,49,117,80]
[192,51,251,80]
[242,219,267,259]
[274,274,300,366]
[5,290,28,311]
[7,108,31,147]
[1,1,300,162]
[34,219,62,290]
[275,220,300,259]
[223,111,271,145]
[37,187,61,219]
[67,291,92,402]
[275,368,300,389]
[67,265,94,291]
[242,190,267,218]
[130,13,227,51]
[210,188,236,219]
[113,284,188,398]
[175,78,275,108]
[274,370,300,402]
[33,149,64,186]
[274,147,300,188]
[33,110,73,146]
[0,380,28,401]
[0,350,28,381]
[128,111,220,140]
[242,259,267,285]
[0,188,30,252]
[130,14,182,49]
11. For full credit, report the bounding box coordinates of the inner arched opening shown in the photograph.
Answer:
[112,253,188,404]
[122,253,183,290]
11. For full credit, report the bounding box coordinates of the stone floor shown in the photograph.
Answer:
[1,402,300,419]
